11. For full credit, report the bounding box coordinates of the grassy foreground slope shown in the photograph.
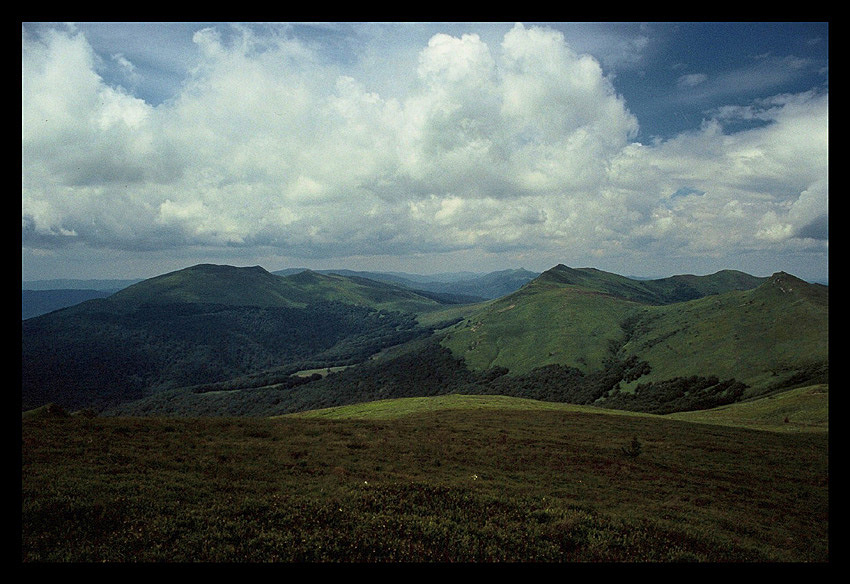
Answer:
[23,394,828,562]
[668,384,828,433]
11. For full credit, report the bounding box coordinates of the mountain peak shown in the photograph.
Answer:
[749,271,827,307]
[183,263,268,274]
[764,271,820,293]
[109,263,287,307]
[767,271,806,288]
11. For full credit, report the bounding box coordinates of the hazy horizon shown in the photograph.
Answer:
[20,261,828,287]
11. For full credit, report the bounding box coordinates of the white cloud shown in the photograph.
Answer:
[22,23,828,280]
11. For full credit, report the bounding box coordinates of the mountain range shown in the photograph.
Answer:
[21,262,828,417]
[21,267,538,319]
[22,289,117,320]
[273,267,539,302]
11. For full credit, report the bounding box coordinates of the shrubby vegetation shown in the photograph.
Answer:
[602,376,747,414]
[22,301,429,412]
[105,338,753,418]
[106,339,478,417]
[473,355,652,405]
[22,407,829,561]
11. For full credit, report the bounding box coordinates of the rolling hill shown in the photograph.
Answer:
[20,264,454,411]
[108,264,445,313]
[272,267,539,302]
[21,262,828,418]
[440,266,827,400]
[614,271,828,393]
[20,265,482,320]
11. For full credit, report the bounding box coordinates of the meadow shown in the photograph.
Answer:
[22,394,828,562]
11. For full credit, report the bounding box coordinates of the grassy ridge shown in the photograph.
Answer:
[293,388,829,433]
[441,286,638,375]
[22,395,828,562]
[620,275,828,394]
[441,270,827,397]
[109,264,445,313]
[529,265,768,305]
[277,270,447,313]
[289,393,658,421]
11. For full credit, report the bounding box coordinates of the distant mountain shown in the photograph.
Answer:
[273,267,539,301]
[275,268,489,285]
[109,264,303,308]
[528,264,768,305]
[108,264,449,313]
[20,265,516,320]
[22,278,141,319]
[21,264,451,411]
[22,289,116,320]
[407,268,540,300]
[21,262,827,417]
[22,278,142,291]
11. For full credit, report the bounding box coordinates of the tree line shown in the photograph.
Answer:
[105,339,751,417]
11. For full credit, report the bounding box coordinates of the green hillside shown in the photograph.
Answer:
[288,393,657,421]
[279,270,446,313]
[110,264,445,313]
[441,282,639,375]
[21,264,447,412]
[668,384,828,433]
[21,262,827,417]
[289,386,828,434]
[618,272,828,395]
[528,264,767,305]
[110,264,300,307]
[440,267,827,398]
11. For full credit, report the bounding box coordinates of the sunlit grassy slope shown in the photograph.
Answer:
[440,284,638,375]
[668,384,828,433]
[619,272,828,394]
[288,387,828,434]
[288,393,653,421]
[440,267,827,397]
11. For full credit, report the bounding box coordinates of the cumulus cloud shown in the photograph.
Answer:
[22,23,828,279]
[603,89,827,259]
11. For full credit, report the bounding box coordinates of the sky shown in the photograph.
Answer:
[22,22,829,283]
